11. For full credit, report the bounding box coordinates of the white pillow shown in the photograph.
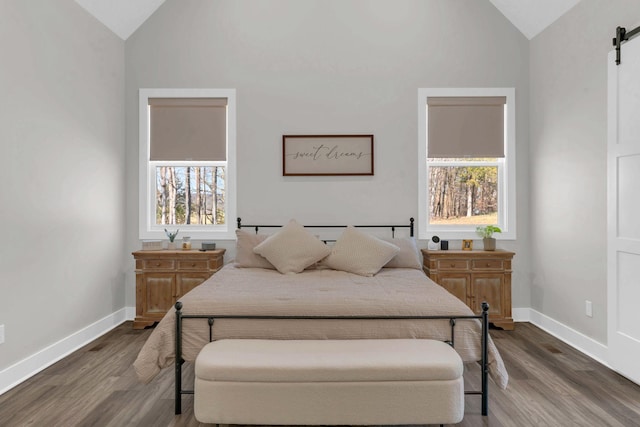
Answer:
[234,229,275,269]
[323,226,400,276]
[253,219,331,274]
[382,237,422,269]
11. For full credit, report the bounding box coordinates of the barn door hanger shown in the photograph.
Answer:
[613,25,640,65]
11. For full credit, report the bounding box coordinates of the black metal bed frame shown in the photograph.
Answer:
[237,217,415,239]
[173,218,491,417]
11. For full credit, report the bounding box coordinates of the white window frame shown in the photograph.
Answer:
[417,87,516,240]
[139,88,237,240]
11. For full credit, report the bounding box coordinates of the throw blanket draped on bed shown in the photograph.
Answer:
[133,264,509,389]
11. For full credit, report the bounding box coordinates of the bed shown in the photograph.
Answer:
[133,218,509,417]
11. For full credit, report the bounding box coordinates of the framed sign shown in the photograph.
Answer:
[462,239,474,251]
[283,135,374,176]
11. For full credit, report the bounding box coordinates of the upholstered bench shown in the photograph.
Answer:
[194,338,464,426]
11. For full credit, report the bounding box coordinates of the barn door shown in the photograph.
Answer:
[607,29,640,385]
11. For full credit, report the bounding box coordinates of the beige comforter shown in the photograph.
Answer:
[133,264,508,389]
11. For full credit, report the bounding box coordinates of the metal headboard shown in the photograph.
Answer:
[237,217,414,239]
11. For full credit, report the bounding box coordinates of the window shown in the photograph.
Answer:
[417,88,515,240]
[139,89,236,240]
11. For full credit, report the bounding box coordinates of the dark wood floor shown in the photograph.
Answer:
[1,322,639,427]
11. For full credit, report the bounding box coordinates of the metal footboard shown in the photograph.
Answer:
[174,301,491,416]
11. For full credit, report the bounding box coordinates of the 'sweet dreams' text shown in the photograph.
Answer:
[287,144,370,161]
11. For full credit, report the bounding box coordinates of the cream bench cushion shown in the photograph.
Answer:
[194,338,464,425]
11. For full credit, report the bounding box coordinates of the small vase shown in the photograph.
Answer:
[483,237,496,251]
[167,241,177,250]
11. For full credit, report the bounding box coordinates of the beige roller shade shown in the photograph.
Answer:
[427,96,506,158]
[149,98,227,161]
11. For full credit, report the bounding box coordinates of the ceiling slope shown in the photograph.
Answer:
[490,0,582,40]
[74,0,165,40]
[75,0,581,41]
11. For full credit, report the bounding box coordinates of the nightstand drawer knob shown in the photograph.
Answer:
[191,263,196,267]
[156,262,161,267]
[450,263,456,267]
[486,262,491,267]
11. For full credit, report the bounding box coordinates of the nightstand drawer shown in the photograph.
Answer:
[437,259,469,270]
[178,259,209,270]
[472,260,504,270]
[143,259,175,270]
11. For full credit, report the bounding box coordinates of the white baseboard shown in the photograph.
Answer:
[512,307,609,367]
[512,307,531,322]
[0,307,134,396]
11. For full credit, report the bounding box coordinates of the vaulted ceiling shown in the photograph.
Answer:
[74,0,166,40]
[489,0,581,39]
[75,0,581,41]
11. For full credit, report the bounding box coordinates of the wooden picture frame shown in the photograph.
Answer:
[462,239,473,251]
[283,135,374,176]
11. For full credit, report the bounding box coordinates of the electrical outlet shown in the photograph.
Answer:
[0,325,4,344]
[585,300,593,318]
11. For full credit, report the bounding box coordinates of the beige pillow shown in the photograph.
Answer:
[253,219,331,274]
[382,237,422,269]
[323,226,400,276]
[234,229,275,269]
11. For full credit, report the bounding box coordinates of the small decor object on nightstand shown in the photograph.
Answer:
[462,239,473,251]
[165,228,179,250]
[182,236,192,250]
[201,242,217,251]
[476,225,501,251]
[142,240,163,251]
[427,235,440,250]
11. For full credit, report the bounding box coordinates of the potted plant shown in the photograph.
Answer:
[476,225,501,251]
[165,229,179,249]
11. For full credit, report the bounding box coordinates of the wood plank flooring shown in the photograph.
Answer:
[1,322,639,426]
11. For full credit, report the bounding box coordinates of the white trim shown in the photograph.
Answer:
[126,305,136,320]
[512,307,531,322]
[606,47,619,380]
[513,308,609,368]
[417,87,516,240]
[138,88,237,241]
[0,309,130,396]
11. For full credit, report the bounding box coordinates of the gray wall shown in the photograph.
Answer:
[125,0,532,310]
[530,0,640,344]
[0,0,125,369]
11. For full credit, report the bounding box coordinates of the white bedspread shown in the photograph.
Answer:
[133,264,508,388]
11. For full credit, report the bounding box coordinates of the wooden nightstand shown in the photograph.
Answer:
[422,249,515,330]
[132,249,225,329]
